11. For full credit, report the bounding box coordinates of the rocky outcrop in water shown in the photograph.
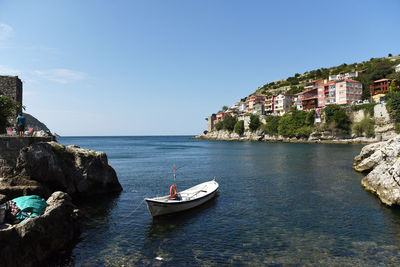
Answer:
[0,140,122,266]
[353,135,400,206]
[0,191,80,267]
[14,141,122,198]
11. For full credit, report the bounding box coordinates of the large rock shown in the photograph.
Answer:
[0,176,44,202]
[14,142,122,198]
[353,135,400,205]
[0,191,80,267]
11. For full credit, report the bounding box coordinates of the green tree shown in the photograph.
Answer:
[277,113,294,137]
[261,116,280,136]
[387,91,400,132]
[0,95,22,134]
[249,115,260,132]
[296,126,312,138]
[324,105,342,124]
[352,117,375,137]
[215,121,223,130]
[277,110,315,138]
[332,108,351,131]
[222,105,229,112]
[234,120,244,135]
[222,116,237,131]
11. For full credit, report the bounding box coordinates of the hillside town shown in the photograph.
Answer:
[207,63,400,132]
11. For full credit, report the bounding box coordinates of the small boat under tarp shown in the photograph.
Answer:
[145,179,219,217]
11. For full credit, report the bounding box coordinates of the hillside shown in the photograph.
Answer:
[23,113,51,133]
[251,55,400,100]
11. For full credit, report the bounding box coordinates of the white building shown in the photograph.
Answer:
[274,94,294,115]
[396,64,400,72]
[328,70,364,81]
[231,101,247,113]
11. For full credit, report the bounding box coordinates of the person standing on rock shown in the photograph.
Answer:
[15,113,26,137]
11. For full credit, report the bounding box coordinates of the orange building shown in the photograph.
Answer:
[370,79,391,96]
[246,95,265,113]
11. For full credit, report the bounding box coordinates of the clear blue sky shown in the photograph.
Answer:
[0,0,399,136]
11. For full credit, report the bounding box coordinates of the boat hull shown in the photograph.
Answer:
[145,180,218,217]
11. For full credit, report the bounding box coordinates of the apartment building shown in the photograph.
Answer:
[274,94,294,115]
[265,95,275,114]
[246,95,265,114]
[370,79,391,96]
[296,78,362,109]
[328,70,364,81]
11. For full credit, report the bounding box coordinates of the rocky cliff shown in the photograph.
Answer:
[14,141,122,198]
[0,191,80,267]
[0,140,123,265]
[353,135,400,206]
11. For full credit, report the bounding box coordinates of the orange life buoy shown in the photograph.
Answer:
[170,185,178,198]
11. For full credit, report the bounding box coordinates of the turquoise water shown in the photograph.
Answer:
[58,136,400,266]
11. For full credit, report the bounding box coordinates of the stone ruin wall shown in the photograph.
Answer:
[0,76,23,124]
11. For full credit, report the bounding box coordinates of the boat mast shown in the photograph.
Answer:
[173,165,177,185]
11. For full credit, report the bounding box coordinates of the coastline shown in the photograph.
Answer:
[193,130,382,145]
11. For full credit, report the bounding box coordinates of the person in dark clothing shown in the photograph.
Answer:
[16,113,26,137]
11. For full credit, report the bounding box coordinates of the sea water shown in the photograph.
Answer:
[58,136,400,266]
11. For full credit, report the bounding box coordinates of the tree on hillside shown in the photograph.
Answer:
[222,116,237,131]
[222,106,229,112]
[215,121,223,131]
[324,105,350,131]
[324,105,342,124]
[0,95,22,134]
[234,120,244,135]
[388,53,393,57]
[387,92,400,132]
[262,116,280,136]
[249,115,260,132]
[332,108,351,131]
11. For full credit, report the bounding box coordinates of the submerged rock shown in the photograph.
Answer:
[353,135,400,206]
[14,141,122,198]
[0,191,80,267]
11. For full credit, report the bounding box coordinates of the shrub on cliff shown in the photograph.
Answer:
[295,126,312,138]
[352,117,375,137]
[324,105,351,131]
[332,108,351,131]
[0,95,23,134]
[234,120,244,135]
[351,103,376,117]
[387,91,400,132]
[214,121,223,131]
[277,110,315,138]
[222,116,237,131]
[261,116,280,136]
[249,115,261,132]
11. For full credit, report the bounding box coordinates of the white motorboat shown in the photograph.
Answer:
[145,179,219,217]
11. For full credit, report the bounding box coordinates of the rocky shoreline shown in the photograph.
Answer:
[194,129,384,144]
[0,139,122,266]
[353,135,400,206]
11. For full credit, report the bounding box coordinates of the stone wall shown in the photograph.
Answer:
[0,76,23,123]
[374,103,390,121]
[0,136,55,176]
